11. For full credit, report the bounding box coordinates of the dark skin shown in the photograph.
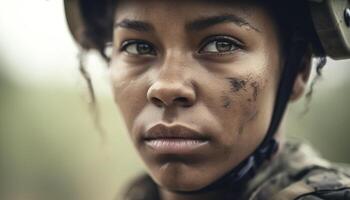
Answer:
[109,0,312,199]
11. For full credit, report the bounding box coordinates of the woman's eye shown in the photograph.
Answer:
[199,37,241,54]
[121,41,156,56]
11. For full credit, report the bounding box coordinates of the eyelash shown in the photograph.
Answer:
[198,35,244,55]
[120,40,156,56]
[119,36,244,56]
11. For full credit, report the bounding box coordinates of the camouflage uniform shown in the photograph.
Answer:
[121,139,350,200]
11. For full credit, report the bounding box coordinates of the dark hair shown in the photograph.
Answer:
[77,0,115,59]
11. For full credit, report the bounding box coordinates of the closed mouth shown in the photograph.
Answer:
[141,123,210,154]
[142,123,210,141]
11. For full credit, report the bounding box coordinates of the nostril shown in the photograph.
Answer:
[151,97,164,107]
[174,97,192,107]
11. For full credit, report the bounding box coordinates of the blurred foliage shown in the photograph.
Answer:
[0,58,349,200]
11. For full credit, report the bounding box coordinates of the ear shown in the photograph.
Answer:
[289,47,312,101]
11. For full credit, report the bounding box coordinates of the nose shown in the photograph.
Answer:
[147,77,196,108]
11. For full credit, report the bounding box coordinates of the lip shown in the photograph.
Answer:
[141,123,210,154]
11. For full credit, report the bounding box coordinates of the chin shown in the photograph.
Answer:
[148,161,220,192]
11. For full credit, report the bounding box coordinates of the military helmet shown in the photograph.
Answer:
[65,0,350,59]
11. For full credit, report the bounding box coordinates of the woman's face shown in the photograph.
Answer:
[110,0,282,192]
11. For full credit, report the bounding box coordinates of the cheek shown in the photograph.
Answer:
[197,74,273,175]
[237,80,266,135]
[108,63,149,130]
[218,74,271,147]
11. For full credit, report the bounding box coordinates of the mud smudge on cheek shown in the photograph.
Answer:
[224,76,263,135]
[251,81,259,102]
[225,76,260,102]
[225,77,262,135]
[221,94,232,108]
[226,77,248,93]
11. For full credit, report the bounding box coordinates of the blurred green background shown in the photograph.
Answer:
[0,1,349,200]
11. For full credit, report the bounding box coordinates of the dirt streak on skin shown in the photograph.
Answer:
[222,96,232,108]
[225,76,261,134]
[226,76,260,101]
[221,91,232,108]
[226,77,247,93]
[251,81,259,101]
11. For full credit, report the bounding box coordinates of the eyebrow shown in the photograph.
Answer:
[186,14,261,33]
[114,14,260,33]
[114,19,154,32]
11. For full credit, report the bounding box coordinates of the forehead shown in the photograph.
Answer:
[114,0,270,29]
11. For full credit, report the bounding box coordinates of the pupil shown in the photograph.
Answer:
[216,41,232,52]
[137,43,151,54]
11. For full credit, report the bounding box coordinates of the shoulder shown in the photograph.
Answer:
[248,139,350,200]
[270,165,350,200]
